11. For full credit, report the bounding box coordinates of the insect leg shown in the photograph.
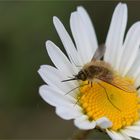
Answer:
[74,81,94,106]
[91,82,93,87]
[74,96,82,107]
[65,83,89,95]
[137,85,140,90]
[88,81,93,87]
[97,82,121,112]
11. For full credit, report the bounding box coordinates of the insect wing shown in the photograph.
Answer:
[98,76,136,93]
[92,44,106,61]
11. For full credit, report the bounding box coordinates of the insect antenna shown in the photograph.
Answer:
[97,82,121,112]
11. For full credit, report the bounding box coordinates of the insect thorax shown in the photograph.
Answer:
[83,61,113,81]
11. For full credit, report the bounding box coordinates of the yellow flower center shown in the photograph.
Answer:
[78,77,140,131]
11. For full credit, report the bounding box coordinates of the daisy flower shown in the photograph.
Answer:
[38,3,140,140]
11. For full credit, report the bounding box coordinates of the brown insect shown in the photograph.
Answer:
[62,44,136,111]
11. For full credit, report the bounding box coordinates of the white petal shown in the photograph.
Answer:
[74,115,96,130]
[106,130,126,140]
[46,40,74,76]
[135,75,140,88]
[38,65,78,97]
[119,22,140,76]
[70,9,97,64]
[134,120,140,126]
[127,49,140,79]
[96,117,112,129]
[77,6,98,58]
[39,85,76,107]
[53,16,82,66]
[127,49,140,89]
[122,125,140,139]
[105,3,127,70]
[55,106,82,120]
[120,131,132,140]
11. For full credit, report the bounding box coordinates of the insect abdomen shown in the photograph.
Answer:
[87,65,113,81]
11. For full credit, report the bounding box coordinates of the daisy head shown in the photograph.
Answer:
[38,3,140,140]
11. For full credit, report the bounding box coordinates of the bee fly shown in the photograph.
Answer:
[62,44,136,111]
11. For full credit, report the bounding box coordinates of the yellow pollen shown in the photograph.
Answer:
[78,78,140,131]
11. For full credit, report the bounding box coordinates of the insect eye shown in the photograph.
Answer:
[77,71,86,81]
[81,74,86,80]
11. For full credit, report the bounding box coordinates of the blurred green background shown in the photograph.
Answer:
[0,1,140,139]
